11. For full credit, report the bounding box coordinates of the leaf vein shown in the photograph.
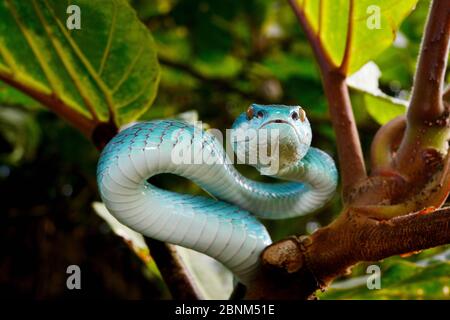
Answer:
[43,0,117,123]
[111,44,145,94]
[34,0,99,121]
[98,0,117,76]
[116,76,155,110]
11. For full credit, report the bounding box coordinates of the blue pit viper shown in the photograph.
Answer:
[97,104,338,285]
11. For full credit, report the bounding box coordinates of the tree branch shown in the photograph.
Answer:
[444,84,450,105]
[407,0,450,122]
[247,206,450,299]
[370,115,406,174]
[391,0,450,181]
[321,71,367,198]
[287,0,367,199]
[145,239,204,300]
[247,2,450,301]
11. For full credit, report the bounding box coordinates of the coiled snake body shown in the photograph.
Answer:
[97,105,337,284]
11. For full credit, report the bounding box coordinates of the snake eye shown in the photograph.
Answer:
[291,111,299,121]
[257,110,264,119]
[246,107,254,120]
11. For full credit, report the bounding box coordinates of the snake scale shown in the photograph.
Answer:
[97,104,338,284]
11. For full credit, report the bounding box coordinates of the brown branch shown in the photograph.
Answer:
[246,0,450,299]
[370,115,406,174]
[247,206,450,299]
[321,71,366,199]
[390,0,450,181]
[288,0,367,199]
[444,84,450,105]
[408,0,450,122]
[0,73,95,137]
[287,0,333,71]
[145,239,204,300]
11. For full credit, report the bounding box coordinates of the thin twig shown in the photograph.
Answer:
[145,239,204,300]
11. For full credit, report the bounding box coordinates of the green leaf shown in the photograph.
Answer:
[347,62,407,125]
[321,249,450,300]
[363,93,407,125]
[0,81,43,109]
[294,0,418,74]
[0,0,160,133]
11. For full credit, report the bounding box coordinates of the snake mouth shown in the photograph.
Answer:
[233,119,302,144]
[259,119,290,128]
[259,119,302,142]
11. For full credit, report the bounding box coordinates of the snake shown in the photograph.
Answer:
[97,104,338,285]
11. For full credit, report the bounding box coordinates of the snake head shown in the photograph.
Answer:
[231,104,312,174]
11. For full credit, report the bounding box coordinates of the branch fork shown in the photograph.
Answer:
[245,0,450,300]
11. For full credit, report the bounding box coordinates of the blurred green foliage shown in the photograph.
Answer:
[0,0,449,299]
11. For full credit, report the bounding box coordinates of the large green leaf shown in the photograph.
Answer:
[0,0,160,132]
[294,0,418,74]
[321,249,450,299]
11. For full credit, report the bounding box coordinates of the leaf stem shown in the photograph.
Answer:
[0,72,94,136]
[288,0,367,198]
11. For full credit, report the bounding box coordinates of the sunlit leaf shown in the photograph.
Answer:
[363,93,407,125]
[294,0,418,74]
[347,62,407,125]
[0,0,160,132]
